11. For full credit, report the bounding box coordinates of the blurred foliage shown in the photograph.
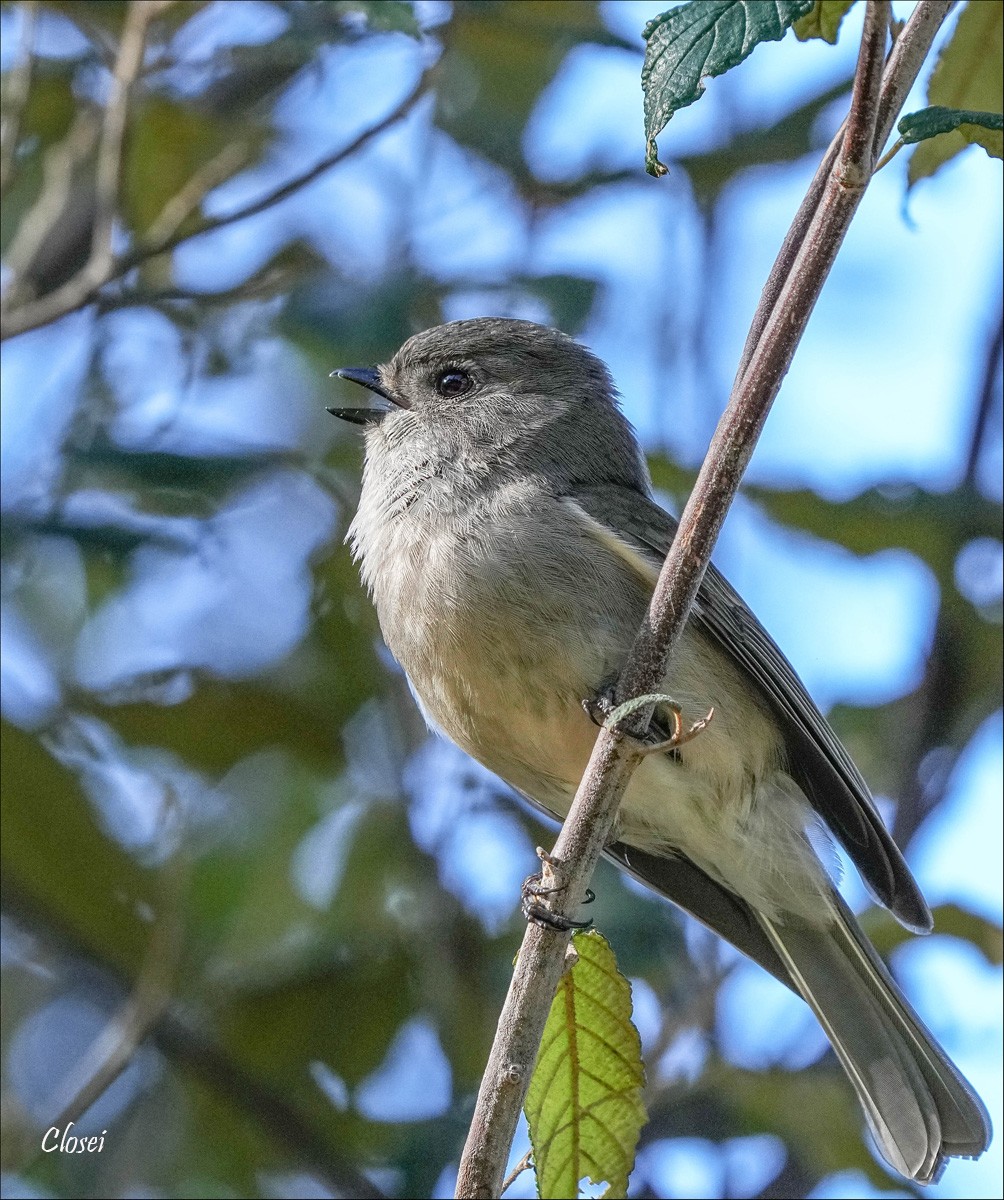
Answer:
[0,2,1001,1199]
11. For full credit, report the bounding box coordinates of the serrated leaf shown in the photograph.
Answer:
[642,0,814,176]
[525,930,646,1200]
[908,0,1003,186]
[899,106,1003,160]
[793,0,856,44]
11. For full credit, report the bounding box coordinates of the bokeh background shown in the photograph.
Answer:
[1,2,1001,1198]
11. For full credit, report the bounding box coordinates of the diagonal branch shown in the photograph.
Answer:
[454,3,954,1196]
[3,875,386,1200]
[0,0,165,338]
[0,64,436,341]
[0,0,39,199]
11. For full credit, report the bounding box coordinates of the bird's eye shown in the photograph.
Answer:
[434,368,473,398]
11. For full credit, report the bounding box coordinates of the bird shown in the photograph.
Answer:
[327,316,991,1184]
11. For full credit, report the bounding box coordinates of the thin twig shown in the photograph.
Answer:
[500,1149,533,1194]
[113,62,434,279]
[91,2,165,263]
[454,4,953,1196]
[871,0,955,159]
[141,141,251,247]
[0,1,163,337]
[963,302,1003,486]
[3,876,386,1200]
[2,111,101,296]
[0,0,39,199]
[0,65,435,341]
[42,792,186,1132]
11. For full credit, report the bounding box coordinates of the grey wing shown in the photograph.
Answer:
[513,783,797,990]
[603,841,796,990]
[570,483,932,934]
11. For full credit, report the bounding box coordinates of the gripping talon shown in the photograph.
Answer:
[520,849,594,931]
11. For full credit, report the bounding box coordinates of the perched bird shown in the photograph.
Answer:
[328,317,991,1183]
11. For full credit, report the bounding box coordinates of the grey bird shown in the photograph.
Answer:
[328,317,991,1183]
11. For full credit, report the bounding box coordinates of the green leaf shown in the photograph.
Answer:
[908,0,1004,186]
[793,0,856,44]
[525,930,646,1199]
[899,105,1003,160]
[642,0,815,176]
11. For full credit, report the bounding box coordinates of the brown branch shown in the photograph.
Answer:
[735,0,955,385]
[42,798,186,1133]
[0,65,435,341]
[964,302,1003,486]
[3,875,386,1200]
[0,1,163,338]
[91,2,167,262]
[454,4,956,1196]
[0,0,39,199]
[2,111,101,291]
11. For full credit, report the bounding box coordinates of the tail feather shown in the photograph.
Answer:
[758,891,991,1184]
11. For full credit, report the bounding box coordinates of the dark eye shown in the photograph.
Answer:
[434,368,473,398]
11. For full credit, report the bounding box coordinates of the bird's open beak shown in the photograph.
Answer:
[327,366,405,424]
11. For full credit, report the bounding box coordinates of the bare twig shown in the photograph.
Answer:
[41,794,186,1132]
[141,141,251,248]
[963,302,1003,487]
[735,0,955,385]
[2,111,101,292]
[454,4,954,1196]
[0,0,163,338]
[0,64,435,341]
[0,0,39,199]
[3,876,386,1200]
[500,1149,533,1194]
[91,2,166,262]
[871,0,955,159]
[116,63,434,271]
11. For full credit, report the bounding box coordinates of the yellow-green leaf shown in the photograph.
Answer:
[909,0,1004,186]
[793,0,856,44]
[525,931,646,1200]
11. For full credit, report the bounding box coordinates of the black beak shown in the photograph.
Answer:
[327,366,403,424]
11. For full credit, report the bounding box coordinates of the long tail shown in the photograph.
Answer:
[758,891,992,1184]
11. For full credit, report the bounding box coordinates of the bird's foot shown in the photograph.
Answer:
[520,847,594,931]
[583,684,714,758]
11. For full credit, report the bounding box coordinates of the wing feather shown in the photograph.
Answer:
[565,484,931,933]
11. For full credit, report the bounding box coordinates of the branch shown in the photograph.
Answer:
[41,798,186,1133]
[0,0,163,338]
[455,4,954,1195]
[735,0,955,384]
[963,301,1003,487]
[0,0,38,199]
[3,876,386,1200]
[0,64,435,341]
[91,2,167,263]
